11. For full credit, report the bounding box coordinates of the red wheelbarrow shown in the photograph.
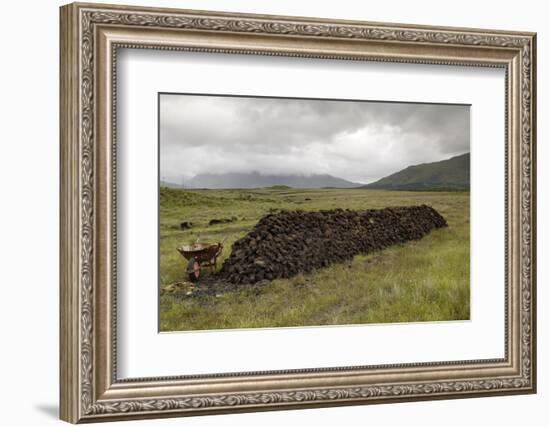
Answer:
[177,241,224,282]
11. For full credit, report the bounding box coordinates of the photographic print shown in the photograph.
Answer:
[159,93,470,332]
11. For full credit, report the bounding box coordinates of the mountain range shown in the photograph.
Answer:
[176,172,361,189]
[161,152,470,191]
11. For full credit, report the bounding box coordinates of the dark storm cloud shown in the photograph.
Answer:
[159,94,469,184]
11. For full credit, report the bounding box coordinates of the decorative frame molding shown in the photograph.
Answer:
[60,2,536,423]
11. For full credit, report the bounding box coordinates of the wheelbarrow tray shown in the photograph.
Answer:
[177,243,222,264]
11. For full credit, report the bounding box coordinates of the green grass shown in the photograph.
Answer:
[159,187,470,331]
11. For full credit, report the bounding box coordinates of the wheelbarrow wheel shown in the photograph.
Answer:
[187,257,201,283]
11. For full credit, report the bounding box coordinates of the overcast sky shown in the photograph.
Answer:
[160,94,469,185]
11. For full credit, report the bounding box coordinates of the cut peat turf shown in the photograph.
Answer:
[219,205,447,285]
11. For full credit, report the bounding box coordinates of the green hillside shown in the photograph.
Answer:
[365,153,470,191]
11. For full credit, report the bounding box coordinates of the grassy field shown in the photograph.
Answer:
[159,187,470,331]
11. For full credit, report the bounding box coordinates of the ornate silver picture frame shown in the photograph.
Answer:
[60,2,536,423]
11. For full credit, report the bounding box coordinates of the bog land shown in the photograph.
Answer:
[159,187,470,331]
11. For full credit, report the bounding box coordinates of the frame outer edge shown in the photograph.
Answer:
[68,1,536,37]
[60,3,81,424]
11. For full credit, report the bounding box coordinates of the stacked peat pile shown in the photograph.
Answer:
[219,205,447,285]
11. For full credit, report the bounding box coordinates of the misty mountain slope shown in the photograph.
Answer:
[364,153,470,191]
[160,180,185,189]
[183,172,361,189]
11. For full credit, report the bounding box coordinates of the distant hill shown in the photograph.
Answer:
[364,153,470,191]
[184,172,361,189]
[160,180,184,189]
